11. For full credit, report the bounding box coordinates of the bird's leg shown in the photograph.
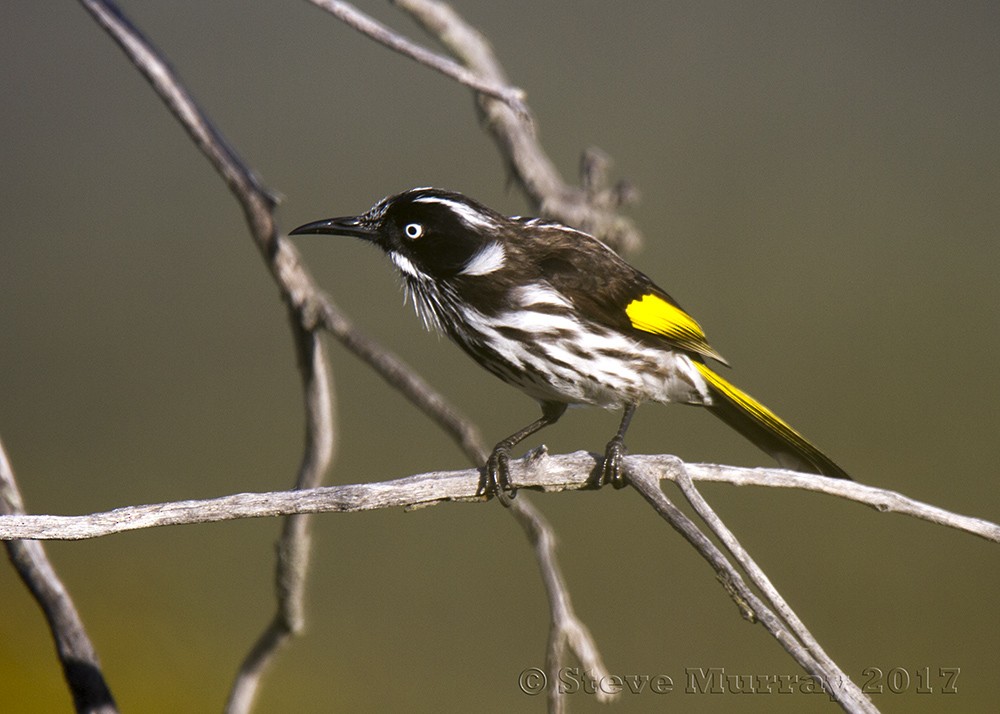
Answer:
[602,402,637,488]
[484,401,567,501]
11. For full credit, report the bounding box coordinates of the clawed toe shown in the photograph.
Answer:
[601,438,628,488]
[483,445,516,500]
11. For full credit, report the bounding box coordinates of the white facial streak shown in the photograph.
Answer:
[413,195,498,230]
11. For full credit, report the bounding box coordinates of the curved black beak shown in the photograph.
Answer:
[289,215,375,239]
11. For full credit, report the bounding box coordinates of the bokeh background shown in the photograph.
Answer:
[2,2,999,712]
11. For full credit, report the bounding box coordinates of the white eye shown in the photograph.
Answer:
[404,222,424,240]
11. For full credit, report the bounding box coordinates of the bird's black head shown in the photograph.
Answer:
[290,188,510,281]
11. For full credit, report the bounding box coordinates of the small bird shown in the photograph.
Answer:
[291,187,850,496]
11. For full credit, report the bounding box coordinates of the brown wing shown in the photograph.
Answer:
[523,224,727,364]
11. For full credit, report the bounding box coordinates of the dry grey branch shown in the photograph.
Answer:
[624,464,875,713]
[1,437,119,714]
[686,462,1000,541]
[665,460,876,712]
[79,0,275,210]
[304,0,529,115]
[506,496,617,710]
[225,330,336,713]
[3,452,995,543]
[675,465,838,663]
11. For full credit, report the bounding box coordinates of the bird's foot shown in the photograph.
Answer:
[482,443,517,504]
[601,437,628,488]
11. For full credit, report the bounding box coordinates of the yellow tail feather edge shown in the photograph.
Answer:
[693,362,850,480]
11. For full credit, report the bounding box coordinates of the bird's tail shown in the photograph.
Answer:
[694,362,851,480]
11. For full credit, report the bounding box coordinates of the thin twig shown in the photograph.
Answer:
[666,459,877,713]
[2,451,995,544]
[623,463,876,714]
[225,328,336,713]
[79,0,275,209]
[303,0,528,115]
[506,497,616,711]
[1,437,119,714]
[675,463,834,661]
[685,461,1000,540]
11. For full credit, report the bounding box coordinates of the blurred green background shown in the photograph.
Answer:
[2,1,999,712]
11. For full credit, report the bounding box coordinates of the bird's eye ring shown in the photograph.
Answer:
[404,223,424,240]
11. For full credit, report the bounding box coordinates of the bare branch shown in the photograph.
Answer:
[676,464,839,661]
[624,463,876,713]
[665,460,876,713]
[225,329,336,713]
[1,437,119,714]
[686,461,1000,541]
[302,0,528,114]
[506,497,616,710]
[3,451,995,544]
[79,0,275,210]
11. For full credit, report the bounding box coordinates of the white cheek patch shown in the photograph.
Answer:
[459,241,506,276]
[389,251,422,279]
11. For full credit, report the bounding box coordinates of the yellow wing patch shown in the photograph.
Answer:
[626,293,727,363]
